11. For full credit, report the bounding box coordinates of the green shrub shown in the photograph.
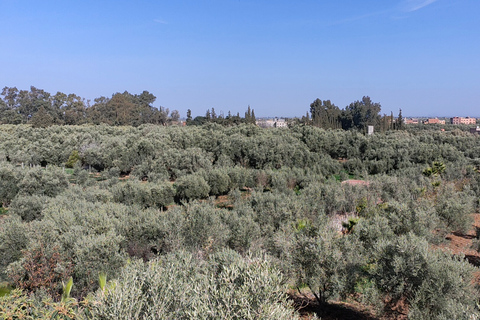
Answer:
[382,200,439,239]
[207,168,231,196]
[372,233,479,319]
[65,150,81,168]
[72,231,126,297]
[182,202,229,251]
[0,216,29,281]
[112,180,174,209]
[222,205,261,253]
[174,174,210,202]
[86,250,301,320]
[0,289,48,318]
[17,166,69,197]
[342,217,360,234]
[9,194,49,222]
[0,289,82,319]
[0,163,21,206]
[71,162,91,185]
[435,183,474,233]
[38,199,129,297]
[423,161,446,177]
[292,223,344,304]
[150,182,175,208]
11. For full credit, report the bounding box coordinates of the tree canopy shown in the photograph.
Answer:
[0,87,179,127]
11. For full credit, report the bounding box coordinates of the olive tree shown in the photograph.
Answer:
[174,174,210,202]
[86,250,301,320]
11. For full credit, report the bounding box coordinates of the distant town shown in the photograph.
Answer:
[404,116,477,125]
[257,116,479,130]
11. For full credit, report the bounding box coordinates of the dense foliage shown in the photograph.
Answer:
[1,123,480,319]
[0,86,260,128]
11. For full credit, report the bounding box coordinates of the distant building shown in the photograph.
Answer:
[256,118,287,128]
[451,117,476,125]
[256,119,274,128]
[423,118,445,124]
[274,118,288,128]
[405,118,419,124]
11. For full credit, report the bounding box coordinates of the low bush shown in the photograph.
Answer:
[174,174,210,202]
[372,233,479,319]
[112,180,174,209]
[72,231,126,298]
[434,183,474,233]
[9,194,49,222]
[291,222,346,304]
[207,168,231,196]
[8,243,73,300]
[222,205,261,253]
[86,250,301,320]
[0,216,29,281]
[17,166,69,197]
[182,202,229,251]
[0,163,21,206]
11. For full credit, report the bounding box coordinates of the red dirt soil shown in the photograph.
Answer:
[439,214,480,267]
[341,179,370,186]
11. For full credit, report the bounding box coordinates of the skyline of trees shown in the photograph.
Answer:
[3,85,470,135]
[1,86,407,131]
[0,86,180,127]
[308,96,408,133]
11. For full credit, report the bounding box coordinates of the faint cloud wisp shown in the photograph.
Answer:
[154,19,168,24]
[403,0,439,12]
[327,9,390,26]
[318,0,438,28]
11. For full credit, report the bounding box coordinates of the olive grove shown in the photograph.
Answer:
[1,122,480,319]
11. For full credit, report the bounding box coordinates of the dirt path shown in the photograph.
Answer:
[441,213,480,267]
[289,291,379,320]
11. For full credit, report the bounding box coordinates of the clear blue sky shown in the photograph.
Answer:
[1,0,479,118]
